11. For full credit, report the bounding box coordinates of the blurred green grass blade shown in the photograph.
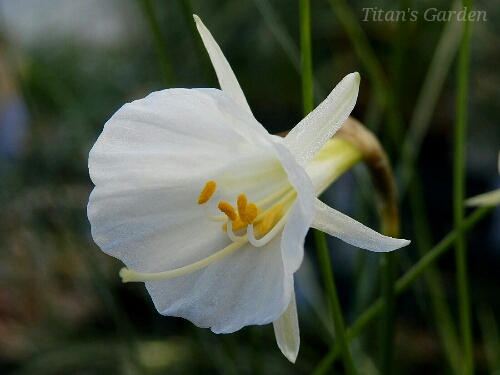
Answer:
[396,2,465,368]
[253,0,301,73]
[299,0,313,115]
[138,0,175,86]
[326,2,465,373]
[312,206,494,375]
[252,0,325,99]
[178,0,217,87]
[314,230,359,375]
[477,305,500,373]
[409,176,462,375]
[379,251,396,375]
[299,1,357,371]
[454,1,474,374]
[327,0,405,158]
[399,0,463,197]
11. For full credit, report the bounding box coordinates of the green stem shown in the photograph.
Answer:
[312,206,493,375]
[380,252,395,375]
[454,1,473,374]
[299,1,357,373]
[299,0,313,114]
[328,1,464,372]
[314,230,358,375]
[138,0,175,86]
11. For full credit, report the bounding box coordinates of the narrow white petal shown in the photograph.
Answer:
[283,73,360,168]
[273,290,300,363]
[311,199,410,252]
[194,15,252,115]
[465,188,500,207]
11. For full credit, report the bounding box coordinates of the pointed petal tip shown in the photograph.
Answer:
[346,71,361,86]
[400,239,411,248]
[284,351,298,363]
[273,292,300,363]
[193,14,200,23]
[382,238,411,252]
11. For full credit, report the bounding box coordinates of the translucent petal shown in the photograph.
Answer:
[305,137,362,196]
[273,142,316,273]
[146,234,292,333]
[89,88,273,190]
[273,291,300,363]
[311,199,410,252]
[283,73,360,168]
[465,188,500,207]
[194,15,252,115]
[87,87,297,332]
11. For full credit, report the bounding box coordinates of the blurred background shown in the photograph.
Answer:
[0,0,499,374]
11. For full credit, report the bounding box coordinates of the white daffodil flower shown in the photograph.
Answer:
[87,15,410,363]
[466,151,500,206]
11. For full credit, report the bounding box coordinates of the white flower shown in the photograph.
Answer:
[465,152,500,206]
[87,15,410,362]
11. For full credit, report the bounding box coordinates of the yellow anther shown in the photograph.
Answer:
[218,201,238,221]
[245,203,258,224]
[237,194,248,222]
[259,205,283,234]
[198,180,217,204]
[222,216,248,232]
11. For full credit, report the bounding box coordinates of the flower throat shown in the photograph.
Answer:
[119,180,296,283]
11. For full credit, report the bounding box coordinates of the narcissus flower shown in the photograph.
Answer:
[466,151,500,207]
[87,15,409,362]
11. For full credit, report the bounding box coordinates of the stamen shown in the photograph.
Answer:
[119,241,244,282]
[203,204,227,222]
[218,201,238,221]
[237,194,248,222]
[198,180,217,204]
[259,204,283,233]
[222,217,247,232]
[248,212,289,247]
[245,203,258,224]
[226,220,247,243]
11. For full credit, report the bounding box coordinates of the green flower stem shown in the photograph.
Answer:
[299,0,313,115]
[337,116,399,375]
[410,177,462,375]
[138,0,175,86]
[299,1,357,373]
[380,252,396,375]
[327,1,463,372]
[454,1,473,374]
[312,206,493,375]
[314,230,359,375]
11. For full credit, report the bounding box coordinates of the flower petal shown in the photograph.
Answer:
[273,142,316,273]
[465,188,500,207]
[311,199,410,252]
[273,290,300,363]
[88,87,298,333]
[88,88,277,287]
[305,137,362,196]
[283,73,360,168]
[145,234,292,333]
[194,15,252,115]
